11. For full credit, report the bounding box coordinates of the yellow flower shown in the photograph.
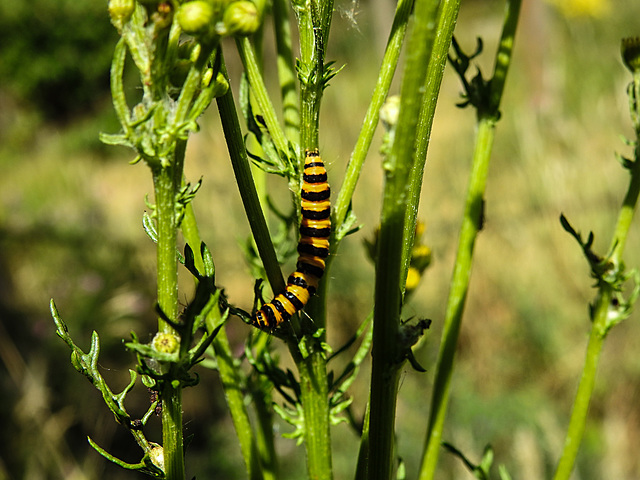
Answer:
[545,0,610,17]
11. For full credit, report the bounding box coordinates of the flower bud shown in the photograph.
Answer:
[217,1,260,37]
[211,71,230,97]
[622,37,640,74]
[108,0,135,25]
[151,332,180,354]
[177,1,215,36]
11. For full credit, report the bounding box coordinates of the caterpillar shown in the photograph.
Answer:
[253,149,331,329]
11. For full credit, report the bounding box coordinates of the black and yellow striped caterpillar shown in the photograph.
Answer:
[253,149,331,329]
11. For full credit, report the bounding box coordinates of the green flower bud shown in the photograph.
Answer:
[201,68,213,88]
[177,1,215,36]
[151,332,180,354]
[622,37,640,74]
[211,71,230,97]
[217,1,260,37]
[108,0,135,24]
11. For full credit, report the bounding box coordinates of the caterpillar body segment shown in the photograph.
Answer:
[253,149,331,329]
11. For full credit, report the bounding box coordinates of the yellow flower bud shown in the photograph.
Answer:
[151,332,180,354]
[405,267,421,292]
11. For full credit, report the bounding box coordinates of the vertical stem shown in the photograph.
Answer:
[419,117,495,480]
[152,144,184,479]
[367,0,439,478]
[291,2,335,479]
[419,2,520,477]
[154,163,180,333]
[552,290,610,480]
[331,0,414,238]
[272,0,300,142]
[553,71,640,480]
[182,204,269,480]
[161,383,184,479]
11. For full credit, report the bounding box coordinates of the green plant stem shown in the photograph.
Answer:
[418,1,521,477]
[160,383,184,479]
[181,204,269,480]
[153,140,186,480]
[553,71,640,480]
[418,117,494,480]
[236,37,289,157]
[404,0,462,278]
[552,290,610,480]
[367,0,439,478]
[216,68,287,298]
[297,356,332,480]
[296,0,333,150]
[332,0,414,240]
[272,0,300,142]
[287,3,335,479]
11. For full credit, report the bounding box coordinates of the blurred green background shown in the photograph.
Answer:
[1,0,640,478]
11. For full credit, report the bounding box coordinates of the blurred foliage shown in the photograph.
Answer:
[0,0,117,122]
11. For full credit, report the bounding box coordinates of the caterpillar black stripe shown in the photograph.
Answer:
[253,149,331,329]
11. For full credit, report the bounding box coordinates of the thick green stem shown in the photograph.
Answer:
[367,0,439,478]
[284,2,335,479]
[153,143,185,479]
[298,356,332,480]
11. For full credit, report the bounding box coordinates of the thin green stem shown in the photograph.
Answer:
[552,289,610,480]
[216,68,287,298]
[272,0,300,143]
[404,0,463,280]
[367,0,439,478]
[331,0,414,240]
[553,71,640,480]
[419,117,495,480]
[181,204,269,480]
[236,37,290,157]
[418,2,520,477]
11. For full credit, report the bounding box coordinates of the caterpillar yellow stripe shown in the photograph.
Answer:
[253,149,331,329]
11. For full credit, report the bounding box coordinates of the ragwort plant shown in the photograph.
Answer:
[48,0,640,479]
